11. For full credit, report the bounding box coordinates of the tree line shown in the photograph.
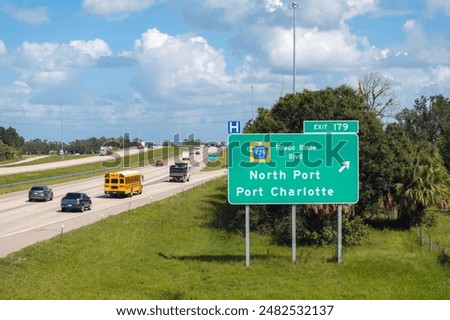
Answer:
[0,127,25,161]
[21,136,142,156]
[0,130,145,159]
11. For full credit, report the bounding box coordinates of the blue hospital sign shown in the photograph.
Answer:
[228,121,241,134]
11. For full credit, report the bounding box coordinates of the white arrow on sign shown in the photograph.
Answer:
[338,161,350,173]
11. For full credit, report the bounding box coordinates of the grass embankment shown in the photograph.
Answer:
[1,154,93,166]
[0,147,177,194]
[0,176,449,300]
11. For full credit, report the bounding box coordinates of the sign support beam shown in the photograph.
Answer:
[245,205,250,268]
[292,205,297,263]
[337,205,342,263]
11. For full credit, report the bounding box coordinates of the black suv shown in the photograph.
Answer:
[61,192,92,212]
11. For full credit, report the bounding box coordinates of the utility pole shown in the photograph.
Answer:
[289,2,300,263]
[289,1,300,93]
[251,85,254,121]
[60,104,64,158]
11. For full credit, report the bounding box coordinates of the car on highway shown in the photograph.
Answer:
[155,159,163,166]
[28,185,53,202]
[61,192,92,212]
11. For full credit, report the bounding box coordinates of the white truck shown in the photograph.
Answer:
[136,141,145,149]
[181,151,190,161]
[100,146,112,156]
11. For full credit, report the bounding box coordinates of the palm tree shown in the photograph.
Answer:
[395,143,449,227]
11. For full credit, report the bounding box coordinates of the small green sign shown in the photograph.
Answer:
[228,133,359,205]
[303,120,359,133]
[208,154,218,161]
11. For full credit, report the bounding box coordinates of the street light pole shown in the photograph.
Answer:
[290,1,299,94]
[60,104,64,158]
[289,2,300,263]
[251,85,254,121]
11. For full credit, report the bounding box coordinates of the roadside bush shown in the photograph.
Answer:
[419,209,438,230]
[272,207,370,247]
[221,203,370,247]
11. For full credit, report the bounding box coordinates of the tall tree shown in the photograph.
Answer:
[395,142,449,227]
[0,127,25,159]
[0,127,25,149]
[396,95,450,169]
[359,72,399,123]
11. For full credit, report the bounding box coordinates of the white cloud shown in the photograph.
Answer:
[425,0,450,16]
[282,0,378,29]
[1,4,50,24]
[69,39,112,59]
[0,38,113,108]
[402,19,450,65]
[344,0,378,19]
[0,80,31,106]
[299,0,347,28]
[245,25,374,73]
[264,0,283,13]
[16,40,112,82]
[131,29,231,100]
[82,0,155,19]
[431,65,450,87]
[0,40,6,56]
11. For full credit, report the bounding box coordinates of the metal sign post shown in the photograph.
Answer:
[337,205,342,263]
[292,205,297,263]
[245,205,250,268]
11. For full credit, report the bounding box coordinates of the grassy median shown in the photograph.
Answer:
[0,176,449,299]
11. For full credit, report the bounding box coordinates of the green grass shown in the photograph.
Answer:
[423,208,450,249]
[0,176,449,300]
[1,154,94,166]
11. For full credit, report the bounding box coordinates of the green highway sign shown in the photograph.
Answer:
[303,120,359,133]
[208,154,218,161]
[227,133,359,205]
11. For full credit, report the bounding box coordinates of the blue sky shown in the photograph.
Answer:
[0,0,449,144]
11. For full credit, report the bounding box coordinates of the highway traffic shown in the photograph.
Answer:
[0,148,226,258]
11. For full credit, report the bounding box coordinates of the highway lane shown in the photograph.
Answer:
[0,147,157,176]
[0,151,227,258]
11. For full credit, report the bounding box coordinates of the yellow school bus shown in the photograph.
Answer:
[104,170,143,197]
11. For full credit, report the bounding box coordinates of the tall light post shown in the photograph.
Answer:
[251,85,254,121]
[60,104,64,158]
[290,1,300,94]
[289,2,300,263]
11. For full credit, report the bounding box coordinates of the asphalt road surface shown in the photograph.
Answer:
[0,148,145,176]
[0,149,227,258]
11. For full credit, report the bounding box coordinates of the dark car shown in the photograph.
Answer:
[155,159,164,166]
[29,185,53,202]
[61,192,92,212]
